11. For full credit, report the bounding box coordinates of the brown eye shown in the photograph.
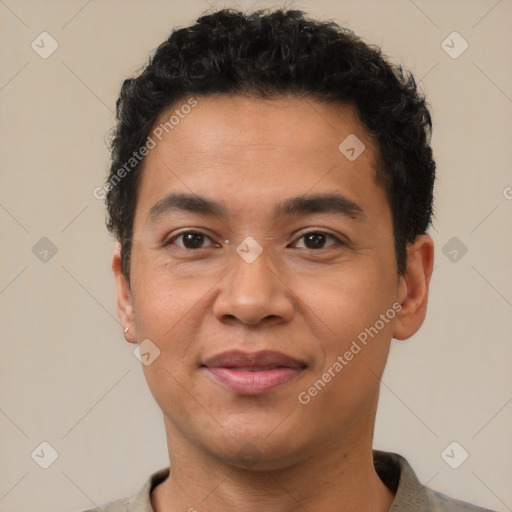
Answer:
[166,231,215,249]
[293,232,341,250]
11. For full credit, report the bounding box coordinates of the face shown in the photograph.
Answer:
[114,95,433,470]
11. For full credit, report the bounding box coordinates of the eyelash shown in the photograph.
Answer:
[163,230,344,250]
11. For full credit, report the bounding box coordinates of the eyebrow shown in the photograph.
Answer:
[146,192,364,224]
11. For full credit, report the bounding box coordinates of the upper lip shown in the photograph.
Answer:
[202,350,307,369]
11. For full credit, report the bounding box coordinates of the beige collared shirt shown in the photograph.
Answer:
[82,451,496,512]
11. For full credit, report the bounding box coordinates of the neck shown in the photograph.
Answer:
[151,397,394,512]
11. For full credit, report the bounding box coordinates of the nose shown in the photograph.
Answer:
[212,245,294,327]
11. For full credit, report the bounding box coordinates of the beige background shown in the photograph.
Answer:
[1,0,511,511]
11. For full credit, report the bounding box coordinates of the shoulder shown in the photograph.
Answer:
[79,497,129,512]
[78,467,170,512]
[424,487,497,512]
[372,450,497,512]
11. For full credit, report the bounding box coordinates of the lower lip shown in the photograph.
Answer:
[205,367,304,395]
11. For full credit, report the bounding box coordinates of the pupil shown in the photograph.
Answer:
[184,233,203,248]
[306,233,325,249]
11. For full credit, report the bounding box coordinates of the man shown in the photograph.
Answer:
[88,7,495,512]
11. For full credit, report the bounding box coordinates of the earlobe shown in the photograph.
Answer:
[392,234,434,341]
[112,242,137,344]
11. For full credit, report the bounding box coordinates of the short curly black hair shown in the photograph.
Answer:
[104,7,435,278]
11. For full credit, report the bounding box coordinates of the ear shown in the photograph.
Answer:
[112,242,137,344]
[393,234,434,340]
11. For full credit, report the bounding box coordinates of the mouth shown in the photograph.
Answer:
[202,350,308,395]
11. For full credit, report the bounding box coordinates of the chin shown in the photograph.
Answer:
[198,421,312,471]
[215,440,302,472]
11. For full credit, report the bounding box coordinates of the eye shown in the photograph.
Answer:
[164,231,217,250]
[163,230,342,251]
[291,231,342,250]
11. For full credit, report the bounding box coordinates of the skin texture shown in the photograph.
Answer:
[113,95,434,512]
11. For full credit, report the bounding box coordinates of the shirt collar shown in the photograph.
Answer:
[126,450,428,512]
[374,450,430,511]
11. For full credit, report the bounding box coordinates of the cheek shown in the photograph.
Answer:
[299,258,397,330]
[296,254,398,380]
[129,246,212,333]
[297,305,395,429]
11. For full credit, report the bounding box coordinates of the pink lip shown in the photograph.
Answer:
[202,350,307,395]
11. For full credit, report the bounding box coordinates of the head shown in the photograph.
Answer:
[108,8,435,469]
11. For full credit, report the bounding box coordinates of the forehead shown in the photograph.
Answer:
[150,95,374,164]
[133,95,388,229]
